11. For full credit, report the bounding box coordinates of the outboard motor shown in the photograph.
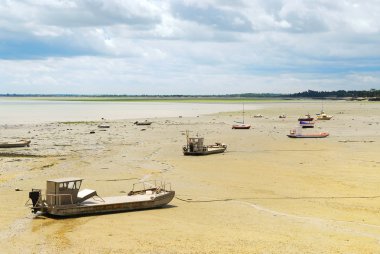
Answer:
[29,189,42,213]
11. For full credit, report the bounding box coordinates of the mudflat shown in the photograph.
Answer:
[0,101,379,253]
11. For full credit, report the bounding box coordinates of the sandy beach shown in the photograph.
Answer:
[1,100,380,253]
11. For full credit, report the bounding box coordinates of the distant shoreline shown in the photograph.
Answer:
[0,95,378,102]
[1,88,379,101]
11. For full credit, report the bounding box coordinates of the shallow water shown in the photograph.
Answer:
[0,98,260,124]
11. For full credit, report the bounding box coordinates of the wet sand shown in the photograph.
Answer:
[1,101,380,253]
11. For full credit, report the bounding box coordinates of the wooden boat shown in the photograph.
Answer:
[183,132,226,155]
[134,120,152,126]
[27,178,174,217]
[287,128,329,138]
[0,140,31,148]
[232,104,251,129]
[298,114,314,121]
[299,121,315,128]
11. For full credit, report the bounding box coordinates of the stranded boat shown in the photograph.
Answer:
[232,104,251,129]
[317,112,333,120]
[298,114,314,121]
[27,177,174,217]
[98,124,110,128]
[183,132,226,156]
[0,140,31,148]
[287,128,329,138]
[232,123,251,129]
[134,120,153,126]
[299,121,315,128]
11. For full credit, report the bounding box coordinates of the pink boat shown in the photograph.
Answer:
[232,124,251,129]
[287,128,329,138]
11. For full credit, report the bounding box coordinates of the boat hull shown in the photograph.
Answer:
[287,133,329,138]
[0,140,31,148]
[45,191,175,217]
[232,125,251,129]
[183,148,226,156]
[317,117,332,120]
[298,117,314,121]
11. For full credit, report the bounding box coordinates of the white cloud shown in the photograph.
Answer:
[0,0,379,94]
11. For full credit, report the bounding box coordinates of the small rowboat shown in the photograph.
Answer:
[0,140,31,148]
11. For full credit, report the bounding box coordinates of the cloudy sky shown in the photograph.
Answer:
[0,0,379,95]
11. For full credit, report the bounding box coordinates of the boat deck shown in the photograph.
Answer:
[80,192,164,206]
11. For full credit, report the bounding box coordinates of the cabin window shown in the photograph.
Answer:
[59,182,68,190]
[58,181,81,190]
[68,181,75,189]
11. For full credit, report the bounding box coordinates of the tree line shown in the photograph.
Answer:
[0,89,379,98]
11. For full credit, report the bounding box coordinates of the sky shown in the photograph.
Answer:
[0,0,380,95]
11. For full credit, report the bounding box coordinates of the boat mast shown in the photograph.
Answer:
[242,103,245,124]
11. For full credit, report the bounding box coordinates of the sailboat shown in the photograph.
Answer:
[232,104,251,129]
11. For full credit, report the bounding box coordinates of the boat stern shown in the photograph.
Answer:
[28,189,46,214]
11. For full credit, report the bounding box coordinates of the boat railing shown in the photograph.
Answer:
[46,193,74,206]
[132,180,172,192]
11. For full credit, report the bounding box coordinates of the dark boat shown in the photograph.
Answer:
[298,114,314,121]
[134,120,152,126]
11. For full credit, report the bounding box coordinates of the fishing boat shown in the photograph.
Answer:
[287,127,329,138]
[26,177,174,217]
[134,120,153,126]
[232,104,251,129]
[298,114,314,121]
[183,132,226,156]
[0,140,31,148]
[317,112,333,120]
[299,121,315,128]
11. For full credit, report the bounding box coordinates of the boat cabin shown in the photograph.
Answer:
[187,137,205,152]
[46,177,97,206]
[290,127,302,135]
